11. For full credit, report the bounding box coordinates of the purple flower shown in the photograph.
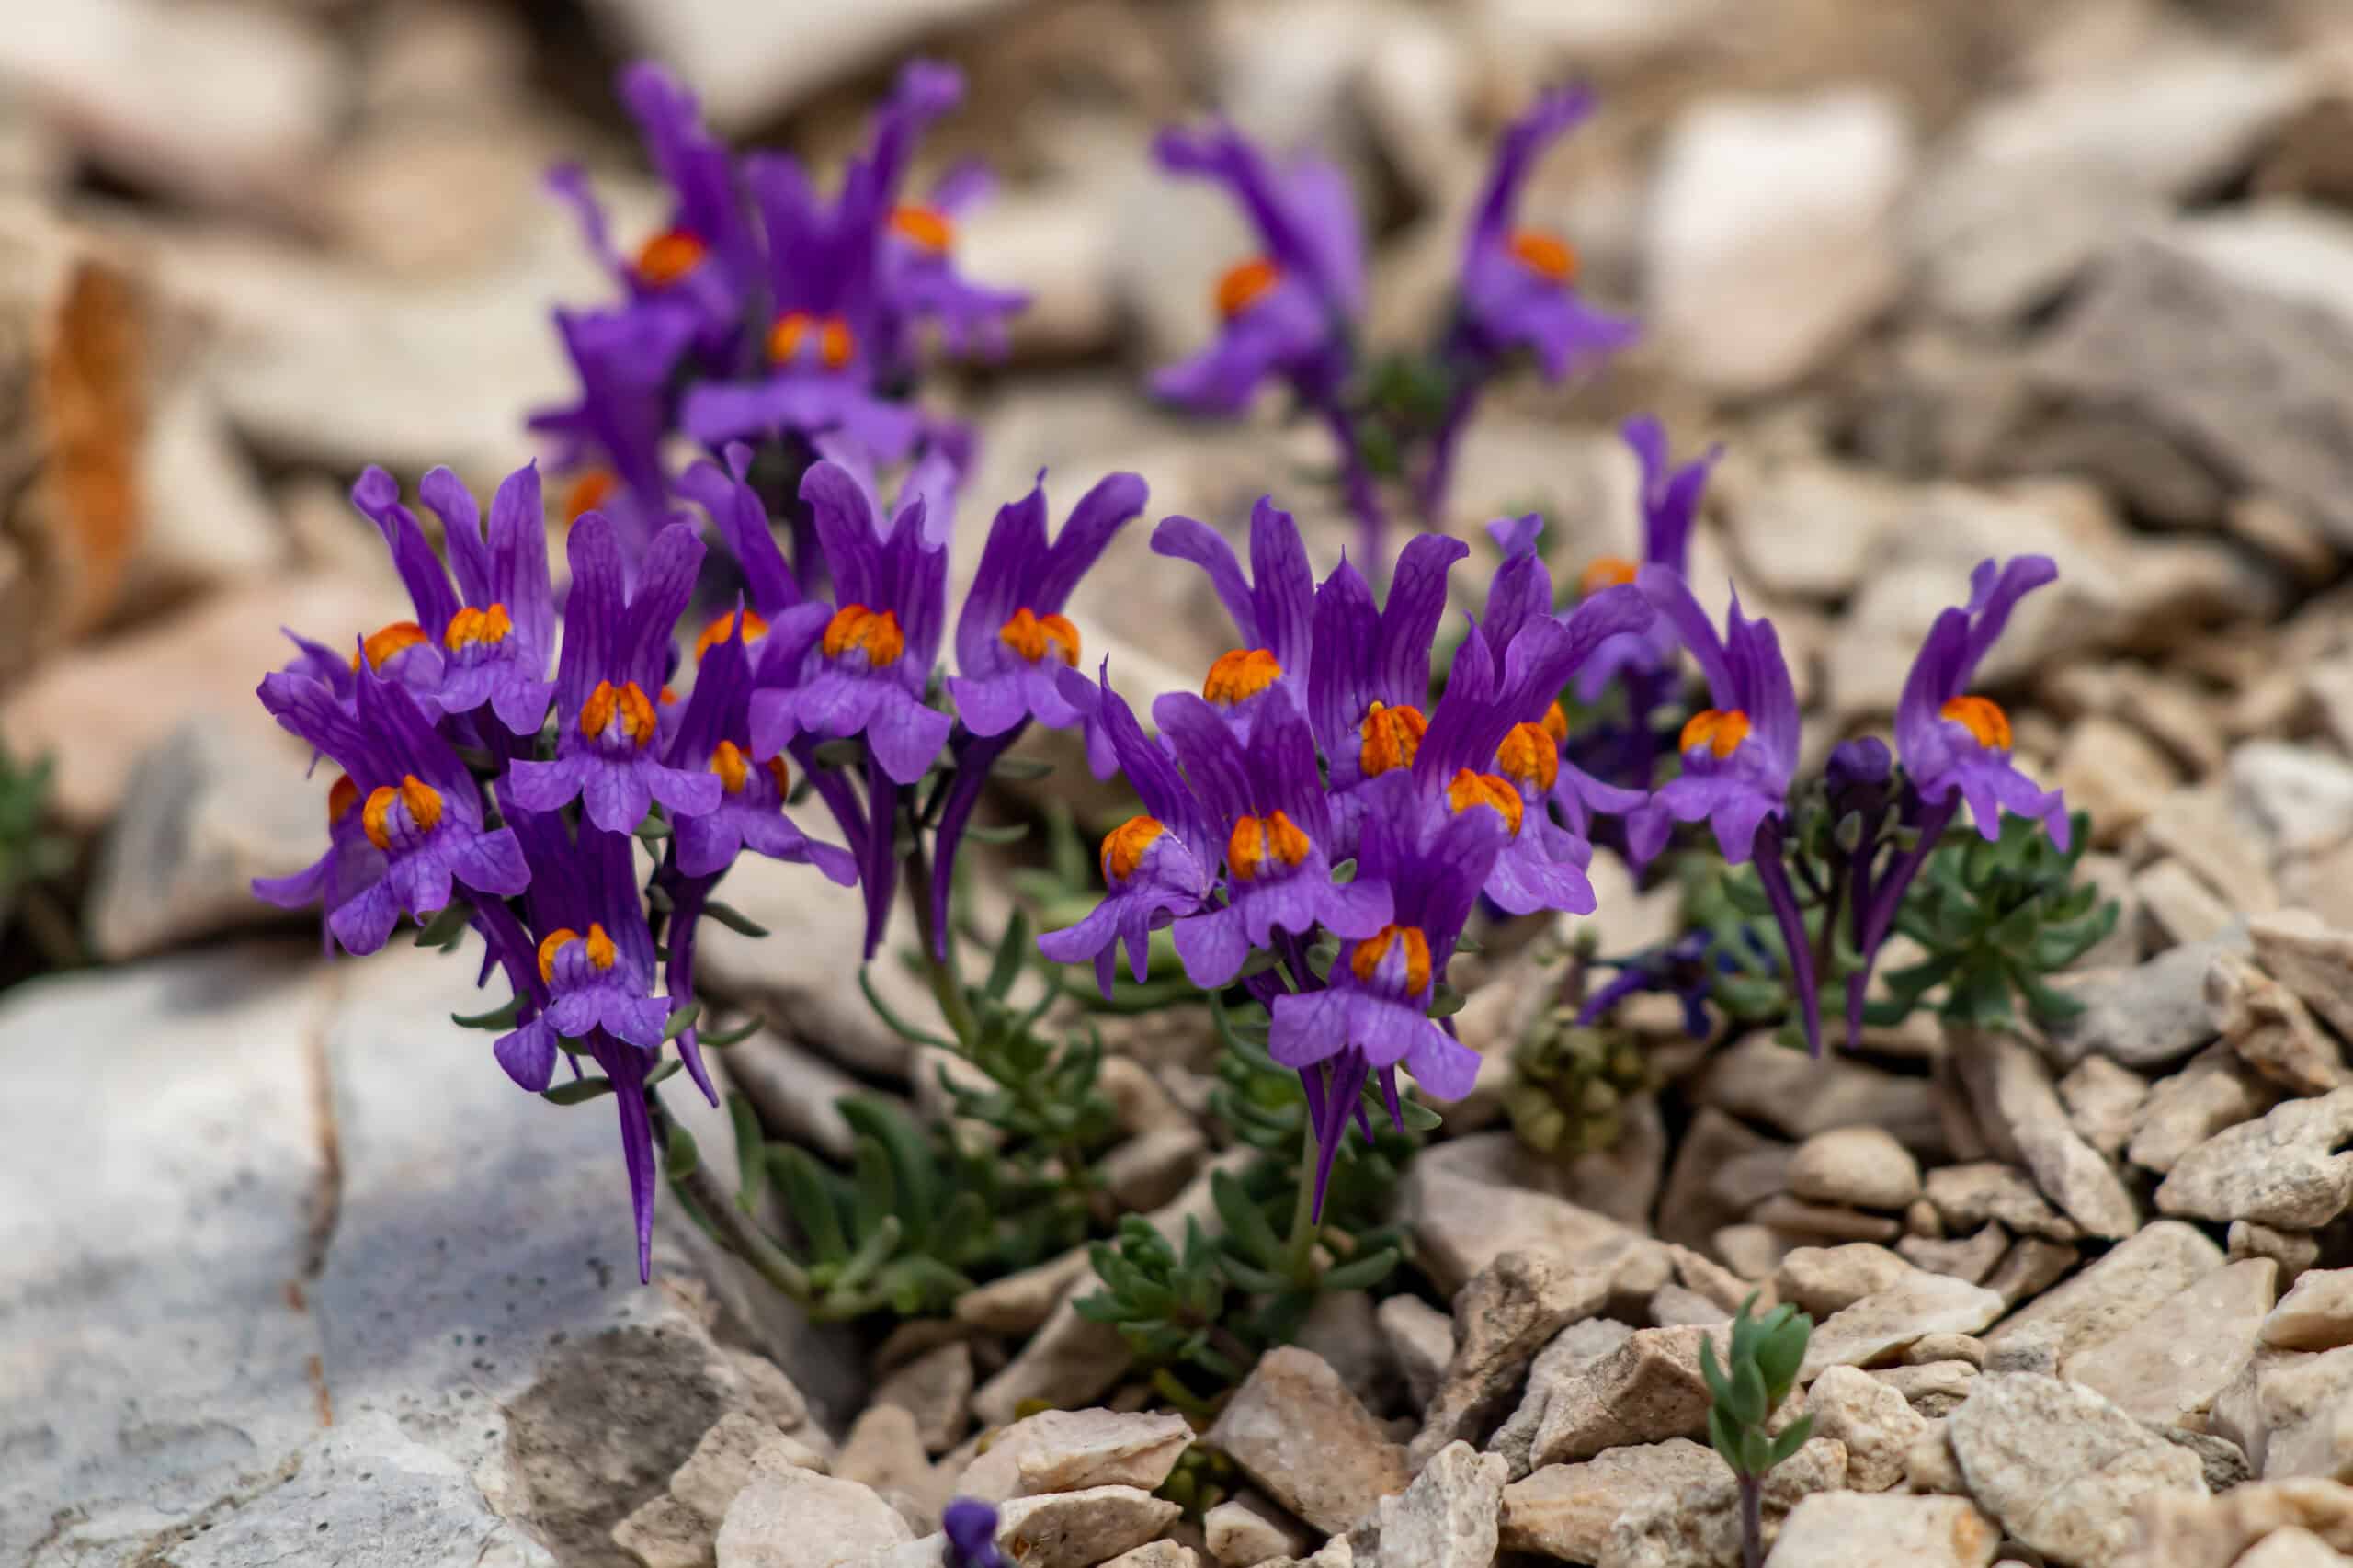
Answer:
[1895,556,2069,848]
[1037,662,1218,997]
[250,770,388,953]
[352,464,558,738]
[1413,588,1654,916]
[749,460,951,786]
[679,153,920,460]
[1269,802,1506,1214]
[1307,533,1466,818]
[665,608,858,886]
[881,162,1029,361]
[1575,416,1718,702]
[676,443,805,622]
[255,665,530,956]
[1626,566,1798,867]
[949,471,1149,738]
[530,306,699,555]
[942,1498,1007,1568]
[1152,498,1317,744]
[1156,684,1392,990]
[1457,86,1637,381]
[1151,124,1363,414]
[508,515,726,833]
[497,808,675,1281]
[547,62,761,347]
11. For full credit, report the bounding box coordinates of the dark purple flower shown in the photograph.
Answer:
[881,162,1029,361]
[1625,566,1799,867]
[1575,929,1722,1040]
[679,153,920,460]
[665,607,858,885]
[508,515,726,833]
[1306,533,1465,816]
[1156,684,1392,990]
[353,464,558,738]
[1037,662,1218,997]
[1894,555,2069,848]
[676,443,805,622]
[942,1497,1007,1568]
[497,807,674,1281]
[749,460,951,785]
[1413,588,1654,916]
[1152,498,1317,744]
[250,770,388,953]
[1575,416,1717,702]
[1269,802,1505,1214]
[256,665,530,956]
[1151,124,1363,414]
[547,62,761,348]
[1457,86,1637,381]
[1826,734,1893,812]
[530,305,699,554]
[949,471,1149,738]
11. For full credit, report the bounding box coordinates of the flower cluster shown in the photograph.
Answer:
[1042,498,1651,1209]
[1154,90,1636,556]
[534,59,1018,551]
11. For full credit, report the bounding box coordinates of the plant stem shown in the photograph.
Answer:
[648,1091,814,1304]
[1738,1472,1765,1568]
[1323,403,1389,574]
[902,833,980,1048]
[1284,1112,1323,1287]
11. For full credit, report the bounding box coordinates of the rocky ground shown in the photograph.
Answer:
[10,0,2353,1565]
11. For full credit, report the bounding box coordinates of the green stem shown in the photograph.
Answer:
[649,1091,814,1303]
[1284,1114,1323,1287]
[902,828,980,1049]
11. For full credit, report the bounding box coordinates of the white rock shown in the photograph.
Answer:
[1985,1221,2224,1370]
[717,1469,912,1568]
[1374,1441,1505,1568]
[1645,88,1914,394]
[1806,1365,1932,1492]
[1379,1293,1456,1412]
[2129,1042,2282,1176]
[992,1486,1183,1568]
[2230,1528,2353,1568]
[1787,1126,1924,1212]
[2158,1088,2353,1229]
[1604,1437,1848,1568]
[2065,1259,2280,1427]
[1498,1439,1722,1562]
[1947,1374,2208,1568]
[1953,1030,2139,1241]
[1208,1348,1408,1535]
[1802,1269,2006,1380]
[1202,1495,1308,1567]
[956,1408,1192,1504]
[1761,1492,2001,1568]
[2267,1271,2353,1353]
[2234,743,2353,857]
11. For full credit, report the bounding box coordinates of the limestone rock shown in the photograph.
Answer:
[970,1297,1134,1431]
[836,1405,945,1528]
[2250,912,2353,1045]
[1926,1163,2084,1242]
[716,1469,913,1568]
[2047,931,2242,1071]
[1985,1221,2223,1369]
[1202,1495,1309,1568]
[1373,1442,1505,1568]
[2067,1259,2280,1426]
[1696,1034,1943,1154]
[1603,1437,1847,1568]
[1947,1373,2209,1568]
[2120,1479,2353,1568]
[1774,1244,1915,1317]
[2236,1223,2324,1290]
[873,1340,973,1455]
[1379,1293,1455,1414]
[2158,1088,2353,1229]
[672,1413,829,1529]
[1807,1365,1932,1491]
[2211,952,2349,1096]
[1761,1493,2000,1568]
[1802,1269,2006,1380]
[1101,1545,1200,1568]
[1876,1361,1980,1418]
[1404,1133,1654,1295]
[2242,1346,2353,1481]
[1787,1126,1924,1212]
[957,1409,1192,1505]
[2268,1271,2353,1353]
[1953,1030,2139,1240]
[2061,1057,2153,1159]
[1646,87,1912,394]
[2232,1528,2353,1567]
[2130,1043,2284,1176]
[992,1486,1182,1568]
[1411,1250,1608,1465]
[1486,1318,1637,1481]
[1498,1440,1722,1563]
[1529,1324,1728,1467]
[1209,1349,1408,1534]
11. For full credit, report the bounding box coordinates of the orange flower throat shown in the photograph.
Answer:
[1359,701,1427,777]
[581,679,658,749]
[360,774,444,851]
[1228,810,1312,881]
[999,608,1081,666]
[1508,229,1578,283]
[1350,923,1432,995]
[1940,695,2012,752]
[635,229,708,287]
[1101,816,1166,884]
[1215,257,1282,320]
[822,605,904,668]
[1580,556,1638,597]
[1448,769,1524,837]
[696,608,769,662]
[1679,709,1751,760]
[1203,648,1283,707]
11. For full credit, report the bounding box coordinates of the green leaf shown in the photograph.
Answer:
[1767,1415,1815,1467]
[1427,984,1467,1019]
[811,738,865,769]
[1739,1427,1772,1477]
[663,1003,703,1042]
[985,909,1032,999]
[839,1097,941,1251]
[633,812,673,841]
[1317,1246,1400,1292]
[1212,1170,1290,1270]
[699,1014,763,1048]
[768,1145,847,1264]
[726,1092,763,1214]
[1708,1405,1745,1471]
[664,1117,700,1176]
[991,756,1056,781]
[1729,1357,1768,1429]
[541,1075,613,1106]
[857,969,956,1049]
[451,995,524,1030]
[1219,1256,1293,1295]
[965,822,1031,846]
[1397,1097,1442,1133]
[851,1136,895,1242]
[411,900,473,949]
[1699,1336,1732,1405]
[699,900,771,938]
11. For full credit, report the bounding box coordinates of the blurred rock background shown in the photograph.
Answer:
[8,0,2353,1561]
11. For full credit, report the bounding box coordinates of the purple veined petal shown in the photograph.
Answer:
[489,462,556,656]
[746,687,801,762]
[1153,514,1262,645]
[1149,284,1331,414]
[1958,555,2059,678]
[619,524,708,693]
[487,673,557,740]
[1307,558,1381,771]
[947,670,1029,738]
[1318,876,1393,940]
[1483,839,1597,917]
[1635,563,1735,710]
[792,669,887,743]
[546,990,602,1039]
[1268,988,1349,1070]
[954,478,1050,678]
[329,880,403,957]
[352,467,462,637]
[387,849,455,922]
[1171,903,1251,990]
[1153,690,1256,829]
[603,992,672,1051]
[1038,897,1130,996]
[672,812,743,881]
[646,762,725,822]
[1236,874,1324,952]
[1404,1023,1480,1100]
[557,513,629,716]
[1245,497,1314,677]
[495,1017,558,1093]
[581,759,656,835]
[419,465,492,608]
[1030,470,1151,613]
[678,447,801,618]
[449,826,532,898]
[865,688,954,785]
[507,756,587,814]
